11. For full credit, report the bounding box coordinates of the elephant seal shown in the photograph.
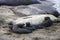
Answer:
[28,4,59,17]
[0,0,40,6]
[9,17,53,34]
[9,14,56,34]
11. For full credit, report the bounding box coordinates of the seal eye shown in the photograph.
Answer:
[45,17,50,20]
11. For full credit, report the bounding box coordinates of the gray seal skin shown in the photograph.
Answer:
[28,4,59,17]
[9,17,53,34]
[9,24,33,34]
[0,0,40,6]
[35,17,53,29]
[40,17,53,27]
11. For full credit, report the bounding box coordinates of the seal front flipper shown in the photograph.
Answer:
[26,22,36,30]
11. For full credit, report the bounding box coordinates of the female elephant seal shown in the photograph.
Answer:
[0,0,40,6]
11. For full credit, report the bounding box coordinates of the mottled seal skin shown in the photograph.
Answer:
[9,24,32,34]
[35,17,53,29]
[12,25,32,34]
[0,0,40,6]
[40,17,53,27]
[25,22,36,30]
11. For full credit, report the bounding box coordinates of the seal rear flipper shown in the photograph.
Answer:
[53,18,60,23]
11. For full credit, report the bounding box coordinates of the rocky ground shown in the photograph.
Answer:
[0,22,60,40]
[0,0,60,40]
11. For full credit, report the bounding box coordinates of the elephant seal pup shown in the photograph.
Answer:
[9,16,53,34]
[14,14,57,25]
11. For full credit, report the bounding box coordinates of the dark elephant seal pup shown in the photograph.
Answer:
[9,23,33,34]
[28,4,59,17]
[0,0,40,6]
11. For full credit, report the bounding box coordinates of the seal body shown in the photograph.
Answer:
[14,14,57,26]
[9,15,53,33]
